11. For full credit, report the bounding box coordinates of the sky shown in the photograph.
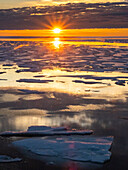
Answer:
[0,0,127,9]
[0,1,127,29]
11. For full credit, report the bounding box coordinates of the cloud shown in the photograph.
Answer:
[0,1,128,29]
[0,0,128,9]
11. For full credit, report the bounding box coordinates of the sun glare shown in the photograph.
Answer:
[53,28,61,33]
[53,38,61,48]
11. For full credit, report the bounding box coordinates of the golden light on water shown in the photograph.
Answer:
[53,37,62,48]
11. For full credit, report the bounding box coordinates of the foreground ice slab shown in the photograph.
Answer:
[13,136,113,163]
[0,155,22,163]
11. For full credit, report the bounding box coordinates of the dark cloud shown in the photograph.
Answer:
[0,2,128,29]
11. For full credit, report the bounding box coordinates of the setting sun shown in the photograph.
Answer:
[53,28,61,33]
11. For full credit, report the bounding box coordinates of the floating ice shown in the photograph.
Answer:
[18,89,45,94]
[0,126,113,163]
[16,79,53,83]
[73,80,106,85]
[13,136,113,163]
[0,125,93,137]
[27,126,67,132]
[0,72,6,74]
[0,79,7,81]
[3,64,13,67]
[0,130,93,137]
[0,155,22,163]
[115,80,125,86]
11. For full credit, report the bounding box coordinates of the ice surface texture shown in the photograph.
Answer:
[13,136,113,163]
[10,126,113,163]
[0,155,21,163]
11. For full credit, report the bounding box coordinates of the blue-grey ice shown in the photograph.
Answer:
[0,155,22,163]
[0,125,93,137]
[0,130,93,137]
[27,126,67,132]
[13,136,113,163]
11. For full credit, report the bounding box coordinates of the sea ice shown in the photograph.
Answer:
[115,80,125,86]
[0,125,93,137]
[16,79,53,83]
[0,155,22,163]
[27,126,67,132]
[73,80,105,84]
[13,136,113,163]
[0,130,93,137]
[0,125,113,163]
[0,79,7,81]
[18,89,45,94]
[0,72,6,74]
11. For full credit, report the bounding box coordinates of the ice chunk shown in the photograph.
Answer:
[0,130,93,137]
[0,79,7,81]
[0,126,92,137]
[13,136,113,163]
[0,72,6,74]
[0,155,22,163]
[27,126,53,131]
[18,89,45,94]
[73,80,105,84]
[115,80,125,86]
[27,126,67,132]
[16,79,53,83]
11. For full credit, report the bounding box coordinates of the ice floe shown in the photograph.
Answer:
[0,126,93,137]
[27,126,67,132]
[0,129,93,137]
[0,72,6,74]
[0,79,7,81]
[13,135,113,163]
[18,89,45,94]
[0,155,22,163]
[115,80,125,86]
[0,126,113,163]
[16,79,53,83]
[73,80,106,84]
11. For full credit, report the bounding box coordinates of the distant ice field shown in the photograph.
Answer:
[0,37,128,132]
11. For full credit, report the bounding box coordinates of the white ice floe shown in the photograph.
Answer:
[0,155,22,163]
[13,136,113,163]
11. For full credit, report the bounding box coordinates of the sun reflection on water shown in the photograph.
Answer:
[53,37,62,49]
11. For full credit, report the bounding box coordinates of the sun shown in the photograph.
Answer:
[53,28,61,33]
